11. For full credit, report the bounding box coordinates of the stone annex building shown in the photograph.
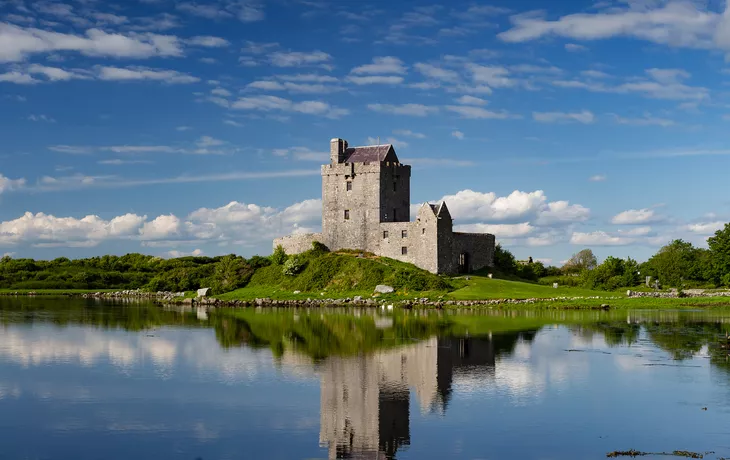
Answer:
[273,138,496,274]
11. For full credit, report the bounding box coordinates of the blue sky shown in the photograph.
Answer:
[2,0,730,265]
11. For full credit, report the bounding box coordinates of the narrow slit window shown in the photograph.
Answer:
[344,210,350,220]
[346,181,352,191]
[401,246,408,255]
[393,209,397,221]
[401,230,407,238]
[422,228,425,234]
[383,231,389,238]
[393,182,397,192]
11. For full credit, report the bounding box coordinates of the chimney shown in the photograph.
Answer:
[330,138,348,164]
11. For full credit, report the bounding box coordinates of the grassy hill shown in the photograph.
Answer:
[216,248,615,301]
[217,249,452,301]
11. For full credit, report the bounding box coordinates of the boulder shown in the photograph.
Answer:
[374,285,394,294]
[197,287,211,297]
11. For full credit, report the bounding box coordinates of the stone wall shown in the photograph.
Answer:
[321,162,382,252]
[273,232,323,254]
[453,233,495,272]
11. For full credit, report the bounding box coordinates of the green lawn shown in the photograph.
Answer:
[446,276,613,300]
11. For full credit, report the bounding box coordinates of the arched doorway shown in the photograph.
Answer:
[458,252,470,274]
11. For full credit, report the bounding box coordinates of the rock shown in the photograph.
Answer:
[353,296,362,302]
[197,287,211,297]
[293,290,301,294]
[374,285,394,294]
[182,298,193,305]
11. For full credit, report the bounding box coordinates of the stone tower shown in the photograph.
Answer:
[273,137,495,274]
[321,138,411,252]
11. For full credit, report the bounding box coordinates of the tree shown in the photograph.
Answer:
[271,245,288,265]
[563,249,597,274]
[644,239,705,287]
[708,223,730,285]
[493,244,517,274]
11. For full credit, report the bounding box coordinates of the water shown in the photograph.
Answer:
[2,298,730,459]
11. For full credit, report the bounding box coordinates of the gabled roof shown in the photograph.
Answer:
[422,202,452,219]
[342,144,399,163]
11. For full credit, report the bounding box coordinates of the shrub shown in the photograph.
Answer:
[283,256,305,276]
[271,245,288,265]
[311,241,329,254]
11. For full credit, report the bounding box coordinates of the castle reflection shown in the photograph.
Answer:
[312,331,535,459]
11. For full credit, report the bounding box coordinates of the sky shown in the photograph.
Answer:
[2,0,730,265]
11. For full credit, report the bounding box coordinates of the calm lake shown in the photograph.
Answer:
[2,298,730,460]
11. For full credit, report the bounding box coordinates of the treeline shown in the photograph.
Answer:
[495,222,730,291]
[0,253,271,293]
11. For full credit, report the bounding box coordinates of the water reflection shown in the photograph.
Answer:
[3,301,730,459]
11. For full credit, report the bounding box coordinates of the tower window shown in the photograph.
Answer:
[401,230,408,238]
[393,182,397,192]
[383,230,389,239]
[393,209,397,221]
[401,247,408,255]
[344,210,350,220]
[346,181,352,191]
[422,228,425,234]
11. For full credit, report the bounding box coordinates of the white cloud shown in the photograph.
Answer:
[611,208,664,225]
[0,174,26,193]
[211,87,231,96]
[186,36,230,47]
[393,129,426,138]
[367,103,438,116]
[177,2,264,22]
[95,66,199,83]
[499,2,725,52]
[268,50,332,68]
[570,231,634,246]
[231,95,348,118]
[613,114,675,127]
[246,79,343,93]
[413,63,459,81]
[26,64,89,81]
[687,221,724,234]
[467,64,515,88]
[140,215,181,240]
[565,43,588,52]
[346,75,403,85]
[167,248,204,258]
[446,106,513,119]
[0,23,183,62]
[350,56,407,74]
[552,68,708,101]
[27,114,55,122]
[589,174,607,182]
[429,189,589,226]
[455,95,487,106]
[0,212,147,246]
[536,201,590,225]
[451,130,464,140]
[48,145,93,154]
[533,110,594,124]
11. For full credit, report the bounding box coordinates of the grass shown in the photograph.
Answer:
[446,276,612,300]
[217,250,451,301]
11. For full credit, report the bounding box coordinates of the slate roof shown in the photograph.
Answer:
[342,144,399,163]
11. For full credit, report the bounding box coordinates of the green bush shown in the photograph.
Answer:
[271,245,288,265]
[283,256,305,276]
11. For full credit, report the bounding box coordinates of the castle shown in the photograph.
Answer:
[273,138,496,274]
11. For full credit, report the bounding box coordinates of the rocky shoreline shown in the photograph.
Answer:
[157,295,619,309]
[4,287,730,308]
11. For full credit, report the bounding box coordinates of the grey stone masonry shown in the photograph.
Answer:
[273,137,495,274]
